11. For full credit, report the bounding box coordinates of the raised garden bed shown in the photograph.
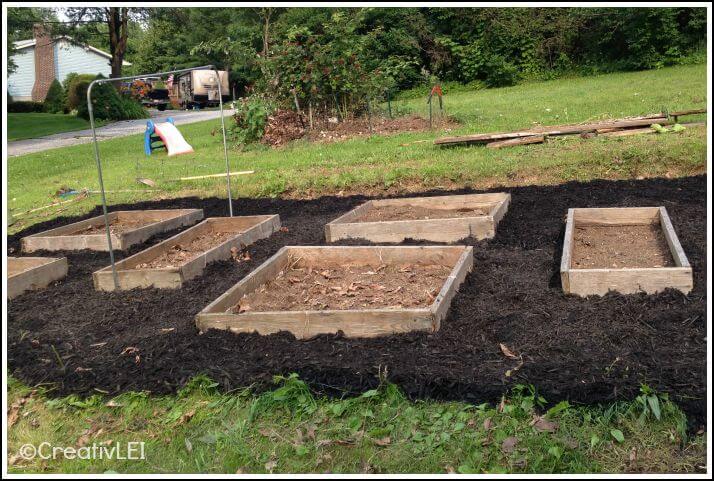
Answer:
[8,256,68,299]
[196,245,473,339]
[325,193,510,243]
[21,209,204,252]
[93,215,281,291]
[561,206,693,296]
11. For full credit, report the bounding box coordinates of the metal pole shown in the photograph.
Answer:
[87,80,120,289]
[212,66,233,217]
[86,65,235,286]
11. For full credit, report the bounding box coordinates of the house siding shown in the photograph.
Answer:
[7,47,35,101]
[55,39,111,84]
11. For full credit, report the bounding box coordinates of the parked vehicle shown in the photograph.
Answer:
[171,70,230,109]
[122,77,170,111]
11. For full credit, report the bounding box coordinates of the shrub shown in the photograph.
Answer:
[76,74,148,121]
[229,96,273,144]
[44,79,65,114]
[64,73,98,112]
[8,101,45,113]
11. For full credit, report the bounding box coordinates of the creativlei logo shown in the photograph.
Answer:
[19,442,146,461]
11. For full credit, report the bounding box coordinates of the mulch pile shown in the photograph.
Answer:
[261,109,306,147]
[7,176,707,428]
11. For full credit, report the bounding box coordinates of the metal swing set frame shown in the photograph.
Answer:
[87,65,233,290]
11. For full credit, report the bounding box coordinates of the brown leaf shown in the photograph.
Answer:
[531,415,558,433]
[483,418,493,431]
[501,436,518,454]
[373,436,391,446]
[8,404,21,427]
[120,346,139,356]
[178,409,196,425]
[499,343,518,359]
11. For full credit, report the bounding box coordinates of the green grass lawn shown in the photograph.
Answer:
[7,64,706,234]
[6,64,709,473]
[7,376,706,474]
[7,113,94,141]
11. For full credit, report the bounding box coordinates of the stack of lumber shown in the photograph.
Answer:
[434,109,706,148]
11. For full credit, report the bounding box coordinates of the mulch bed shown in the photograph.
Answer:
[7,176,707,428]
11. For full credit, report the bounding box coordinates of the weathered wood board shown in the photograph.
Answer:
[8,256,68,299]
[21,209,204,252]
[93,215,281,291]
[325,193,510,243]
[560,206,693,296]
[196,245,474,339]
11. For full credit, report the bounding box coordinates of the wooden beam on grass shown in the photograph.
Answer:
[486,135,545,149]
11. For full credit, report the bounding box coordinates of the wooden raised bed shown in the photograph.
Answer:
[93,215,281,291]
[21,209,204,252]
[8,257,68,299]
[196,245,474,339]
[561,207,693,296]
[325,193,510,243]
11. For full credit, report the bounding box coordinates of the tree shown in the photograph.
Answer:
[61,7,148,81]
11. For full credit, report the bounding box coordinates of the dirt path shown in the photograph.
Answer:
[7,176,707,429]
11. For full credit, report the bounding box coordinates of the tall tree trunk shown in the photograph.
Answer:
[262,7,272,57]
[107,7,129,87]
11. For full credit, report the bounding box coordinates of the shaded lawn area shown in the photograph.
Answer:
[7,112,93,141]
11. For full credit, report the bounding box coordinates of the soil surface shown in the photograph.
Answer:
[356,204,491,222]
[7,176,707,429]
[572,224,675,269]
[232,263,451,313]
[68,218,152,236]
[135,230,240,269]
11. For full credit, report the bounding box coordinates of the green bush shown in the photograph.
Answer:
[229,96,273,144]
[64,73,98,112]
[76,74,148,121]
[44,79,65,114]
[8,101,45,113]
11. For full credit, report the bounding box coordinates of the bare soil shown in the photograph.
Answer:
[6,176,707,429]
[572,224,675,268]
[231,262,451,313]
[67,218,151,236]
[135,230,241,269]
[356,204,491,222]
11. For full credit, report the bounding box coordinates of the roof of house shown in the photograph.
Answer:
[13,36,131,66]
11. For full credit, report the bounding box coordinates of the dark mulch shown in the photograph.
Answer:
[7,176,707,428]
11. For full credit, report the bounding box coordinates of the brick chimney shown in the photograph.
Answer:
[31,23,55,101]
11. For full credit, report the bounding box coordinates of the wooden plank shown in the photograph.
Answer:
[658,206,691,268]
[560,209,575,293]
[486,135,545,149]
[175,170,254,181]
[434,117,668,146]
[572,207,660,226]
[599,122,706,138]
[196,245,473,339]
[22,209,203,252]
[325,193,510,243]
[93,215,281,291]
[669,108,706,117]
[566,267,693,296]
[8,257,68,299]
[561,206,693,296]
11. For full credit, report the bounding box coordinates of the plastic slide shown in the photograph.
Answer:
[144,118,194,156]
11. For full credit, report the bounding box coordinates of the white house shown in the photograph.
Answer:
[8,25,131,101]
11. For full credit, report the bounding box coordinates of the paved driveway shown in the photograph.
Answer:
[8,108,234,157]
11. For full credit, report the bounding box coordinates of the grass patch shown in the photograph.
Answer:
[7,113,95,141]
[7,375,705,474]
[7,64,706,233]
